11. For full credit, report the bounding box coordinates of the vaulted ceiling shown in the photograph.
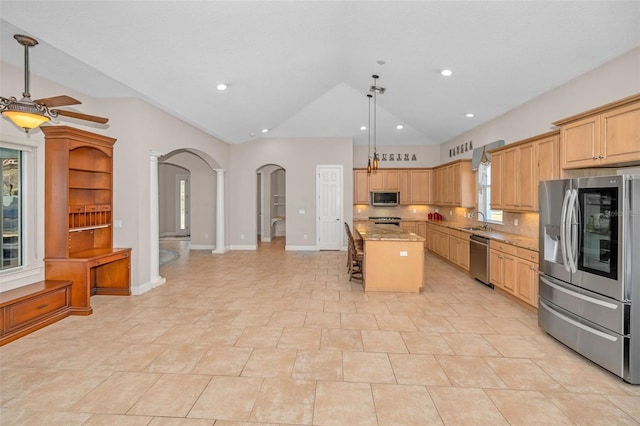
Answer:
[1,1,639,146]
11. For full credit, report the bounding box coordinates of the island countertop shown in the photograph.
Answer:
[355,223,425,242]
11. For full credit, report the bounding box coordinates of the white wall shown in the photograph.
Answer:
[1,61,231,294]
[230,137,353,249]
[440,47,640,161]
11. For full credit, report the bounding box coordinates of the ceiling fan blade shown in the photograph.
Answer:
[52,109,109,124]
[34,95,81,108]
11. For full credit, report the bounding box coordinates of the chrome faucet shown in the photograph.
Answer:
[469,210,488,230]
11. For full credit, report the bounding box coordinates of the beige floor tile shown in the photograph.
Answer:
[267,310,307,327]
[485,357,565,391]
[188,376,263,421]
[546,391,638,425]
[342,351,396,384]
[320,328,363,351]
[116,322,175,343]
[428,386,508,425]
[313,381,377,425]
[153,323,211,345]
[441,333,501,356]
[605,394,640,422]
[291,349,343,381]
[372,383,443,425]
[145,345,209,374]
[100,343,165,372]
[486,389,574,424]
[304,311,341,328]
[84,413,155,425]
[249,378,315,424]
[361,330,408,353]
[72,371,160,414]
[410,314,457,333]
[196,325,245,346]
[374,313,417,331]
[535,356,628,394]
[436,355,507,389]
[449,302,495,317]
[388,353,451,386]
[323,299,357,313]
[241,348,297,378]
[235,326,283,348]
[386,301,424,316]
[340,312,379,330]
[420,301,460,317]
[292,298,325,312]
[277,327,321,350]
[400,331,455,355]
[191,345,253,375]
[0,408,92,426]
[447,316,497,334]
[354,300,390,314]
[128,374,211,417]
[148,417,214,425]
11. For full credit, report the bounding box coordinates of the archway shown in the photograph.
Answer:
[256,164,286,249]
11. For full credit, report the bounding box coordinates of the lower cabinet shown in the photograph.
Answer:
[428,224,469,272]
[490,241,538,307]
[401,221,428,249]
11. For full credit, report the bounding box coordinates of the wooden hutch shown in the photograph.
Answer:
[42,126,131,315]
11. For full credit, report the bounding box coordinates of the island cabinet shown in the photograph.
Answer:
[42,126,131,316]
[490,130,559,212]
[555,94,640,169]
[433,160,475,208]
[400,221,427,249]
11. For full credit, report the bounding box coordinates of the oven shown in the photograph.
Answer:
[369,216,401,226]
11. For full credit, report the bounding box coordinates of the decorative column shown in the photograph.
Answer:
[212,169,227,254]
[149,150,166,287]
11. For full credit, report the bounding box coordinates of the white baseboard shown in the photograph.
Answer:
[132,276,166,295]
[190,244,215,250]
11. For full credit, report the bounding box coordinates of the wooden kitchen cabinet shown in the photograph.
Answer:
[556,94,640,169]
[489,241,517,295]
[516,247,539,307]
[42,126,131,316]
[369,169,399,191]
[448,229,470,271]
[433,160,475,208]
[353,169,370,204]
[490,130,559,212]
[403,221,427,249]
[410,169,433,204]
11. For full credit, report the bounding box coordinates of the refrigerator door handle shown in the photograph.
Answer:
[560,189,571,273]
[568,188,579,273]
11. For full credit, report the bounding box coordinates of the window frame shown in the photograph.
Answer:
[477,162,503,225]
[0,135,44,291]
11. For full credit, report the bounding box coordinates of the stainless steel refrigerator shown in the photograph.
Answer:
[538,174,640,384]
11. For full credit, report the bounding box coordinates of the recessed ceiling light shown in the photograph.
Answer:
[465,113,475,118]
[377,60,386,65]
[441,69,453,77]
[396,125,404,130]
[216,83,228,91]
[360,126,367,131]
[261,128,269,133]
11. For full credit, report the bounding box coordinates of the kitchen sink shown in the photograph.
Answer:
[459,226,486,231]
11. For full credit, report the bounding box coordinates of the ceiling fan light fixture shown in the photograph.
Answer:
[1,99,50,132]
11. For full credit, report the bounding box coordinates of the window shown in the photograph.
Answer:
[477,162,503,224]
[1,147,22,269]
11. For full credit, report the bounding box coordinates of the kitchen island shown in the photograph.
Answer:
[354,223,425,293]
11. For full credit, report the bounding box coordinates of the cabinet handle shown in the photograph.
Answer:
[37,303,49,310]
[598,155,604,159]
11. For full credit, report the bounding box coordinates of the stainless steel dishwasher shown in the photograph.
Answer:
[469,234,492,288]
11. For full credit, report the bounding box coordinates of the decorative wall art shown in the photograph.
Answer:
[378,153,418,162]
[449,140,473,158]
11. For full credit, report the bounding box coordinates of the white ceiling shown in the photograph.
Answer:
[1,1,639,146]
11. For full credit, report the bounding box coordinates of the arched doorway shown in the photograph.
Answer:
[257,164,286,249]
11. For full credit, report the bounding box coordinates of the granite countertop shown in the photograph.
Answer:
[355,223,425,242]
[427,220,538,251]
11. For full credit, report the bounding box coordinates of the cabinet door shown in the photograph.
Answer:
[400,222,416,234]
[433,168,443,205]
[516,258,538,307]
[600,101,640,166]
[502,253,517,295]
[369,170,384,191]
[384,170,400,191]
[448,237,459,265]
[353,170,370,204]
[416,222,427,249]
[458,238,470,271]
[443,166,454,205]
[399,170,411,204]
[537,135,559,183]
[490,151,503,210]
[518,143,536,211]
[489,249,503,289]
[561,116,599,169]
[452,163,461,205]
[410,170,432,204]
[503,148,518,209]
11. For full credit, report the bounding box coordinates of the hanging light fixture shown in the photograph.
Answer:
[369,75,386,171]
[366,94,372,174]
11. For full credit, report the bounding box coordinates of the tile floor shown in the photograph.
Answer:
[1,238,639,425]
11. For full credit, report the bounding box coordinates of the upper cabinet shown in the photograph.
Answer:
[490,130,559,212]
[433,160,475,208]
[555,94,640,169]
[353,168,433,205]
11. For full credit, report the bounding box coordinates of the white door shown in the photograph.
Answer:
[176,174,190,236]
[317,165,342,250]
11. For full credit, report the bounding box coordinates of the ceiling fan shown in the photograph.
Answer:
[0,34,109,133]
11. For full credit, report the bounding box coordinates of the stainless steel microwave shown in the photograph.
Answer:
[370,191,399,206]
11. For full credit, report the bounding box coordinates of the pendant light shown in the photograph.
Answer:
[369,75,385,171]
[366,94,372,173]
